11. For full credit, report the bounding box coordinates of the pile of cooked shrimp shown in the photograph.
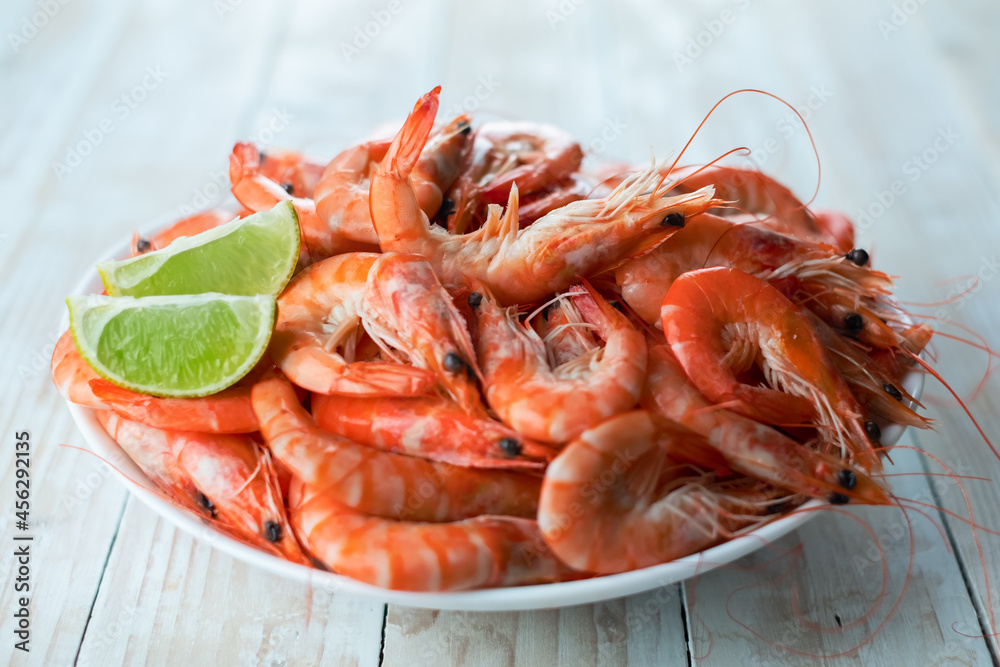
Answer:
[53,87,932,592]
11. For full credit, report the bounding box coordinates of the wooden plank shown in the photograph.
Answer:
[75,498,385,667]
[683,445,995,666]
[382,590,689,667]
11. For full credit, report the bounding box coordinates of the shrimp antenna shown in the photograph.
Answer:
[651,89,823,209]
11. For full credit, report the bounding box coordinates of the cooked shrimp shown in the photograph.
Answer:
[800,310,930,430]
[314,115,469,246]
[311,393,554,470]
[641,344,891,504]
[130,208,235,257]
[361,252,483,411]
[539,410,778,573]
[269,252,437,397]
[90,380,259,434]
[616,213,891,326]
[531,293,599,369]
[661,267,880,470]
[290,479,572,591]
[51,331,107,409]
[445,120,584,233]
[472,282,646,445]
[52,331,258,433]
[230,142,371,265]
[96,410,305,562]
[670,164,851,250]
[257,146,327,199]
[252,376,541,522]
[370,87,717,305]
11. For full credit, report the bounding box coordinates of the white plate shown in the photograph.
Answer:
[61,210,924,611]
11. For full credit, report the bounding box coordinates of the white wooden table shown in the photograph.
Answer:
[3,0,1000,664]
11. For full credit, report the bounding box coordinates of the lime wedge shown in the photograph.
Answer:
[97,201,300,297]
[68,293,275,397]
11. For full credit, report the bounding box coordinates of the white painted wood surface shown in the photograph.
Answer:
[1,0,999,665]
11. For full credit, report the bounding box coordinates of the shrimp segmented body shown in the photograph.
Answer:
[130,208,235,257]
[370,87,718,305]
[670,164,852,250]
[361,252,483,411]
[96,410,305,561]
[641,345,891,504]
[52,331,258,433]
[290,479,572,591]
[230,142,371,265]
[252,377,541,522]
[616,213,891,326]
[661,267,880,470]
[473,282,646,444]
[314,116,469,246]
[311,393,554,470]
[269,252,437,397]
[539,410,776,573]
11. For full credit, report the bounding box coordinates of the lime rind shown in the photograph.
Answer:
[97,200,300,297]
[68,293,275,398]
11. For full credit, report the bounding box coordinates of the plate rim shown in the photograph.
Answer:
[59,205,924,611]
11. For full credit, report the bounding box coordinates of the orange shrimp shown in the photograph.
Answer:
[539,410,779,574]
[256,146,326,199]
[370,87,718,305]
[252,377,541,522]
[670,164,852,250]
[51,331,107,409]
[130,208,235,257]
[661,267,880,470]
[531,292,600,369]
[52,331,258,433]
[311,393,554,470]
[616,212,890,326]
[289,479,572,591]
[471,282,646,445]
[96,410,305,562]
[445,121,584,233]
[269,252,437,397]
[230,142,371,266]
[314,116,469,246]
[800,310,929,431]
[641,345,891,504]
[361,252,483,412]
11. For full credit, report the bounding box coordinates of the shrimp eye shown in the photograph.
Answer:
[661,212,685,227]
[282,182,295,195]
[883,383,903,401]
[864,420,882,441]
[136,237,151,253]
[467,292,483,309]
[499,437,522,456]
[846,248,869,266]
[837,469,858,490]
[443,351,466,373]
[844,312,864,333]
[829,492,850,505]
[196,492,217,518]
[458,121,472,135]
[265,520,282,543]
